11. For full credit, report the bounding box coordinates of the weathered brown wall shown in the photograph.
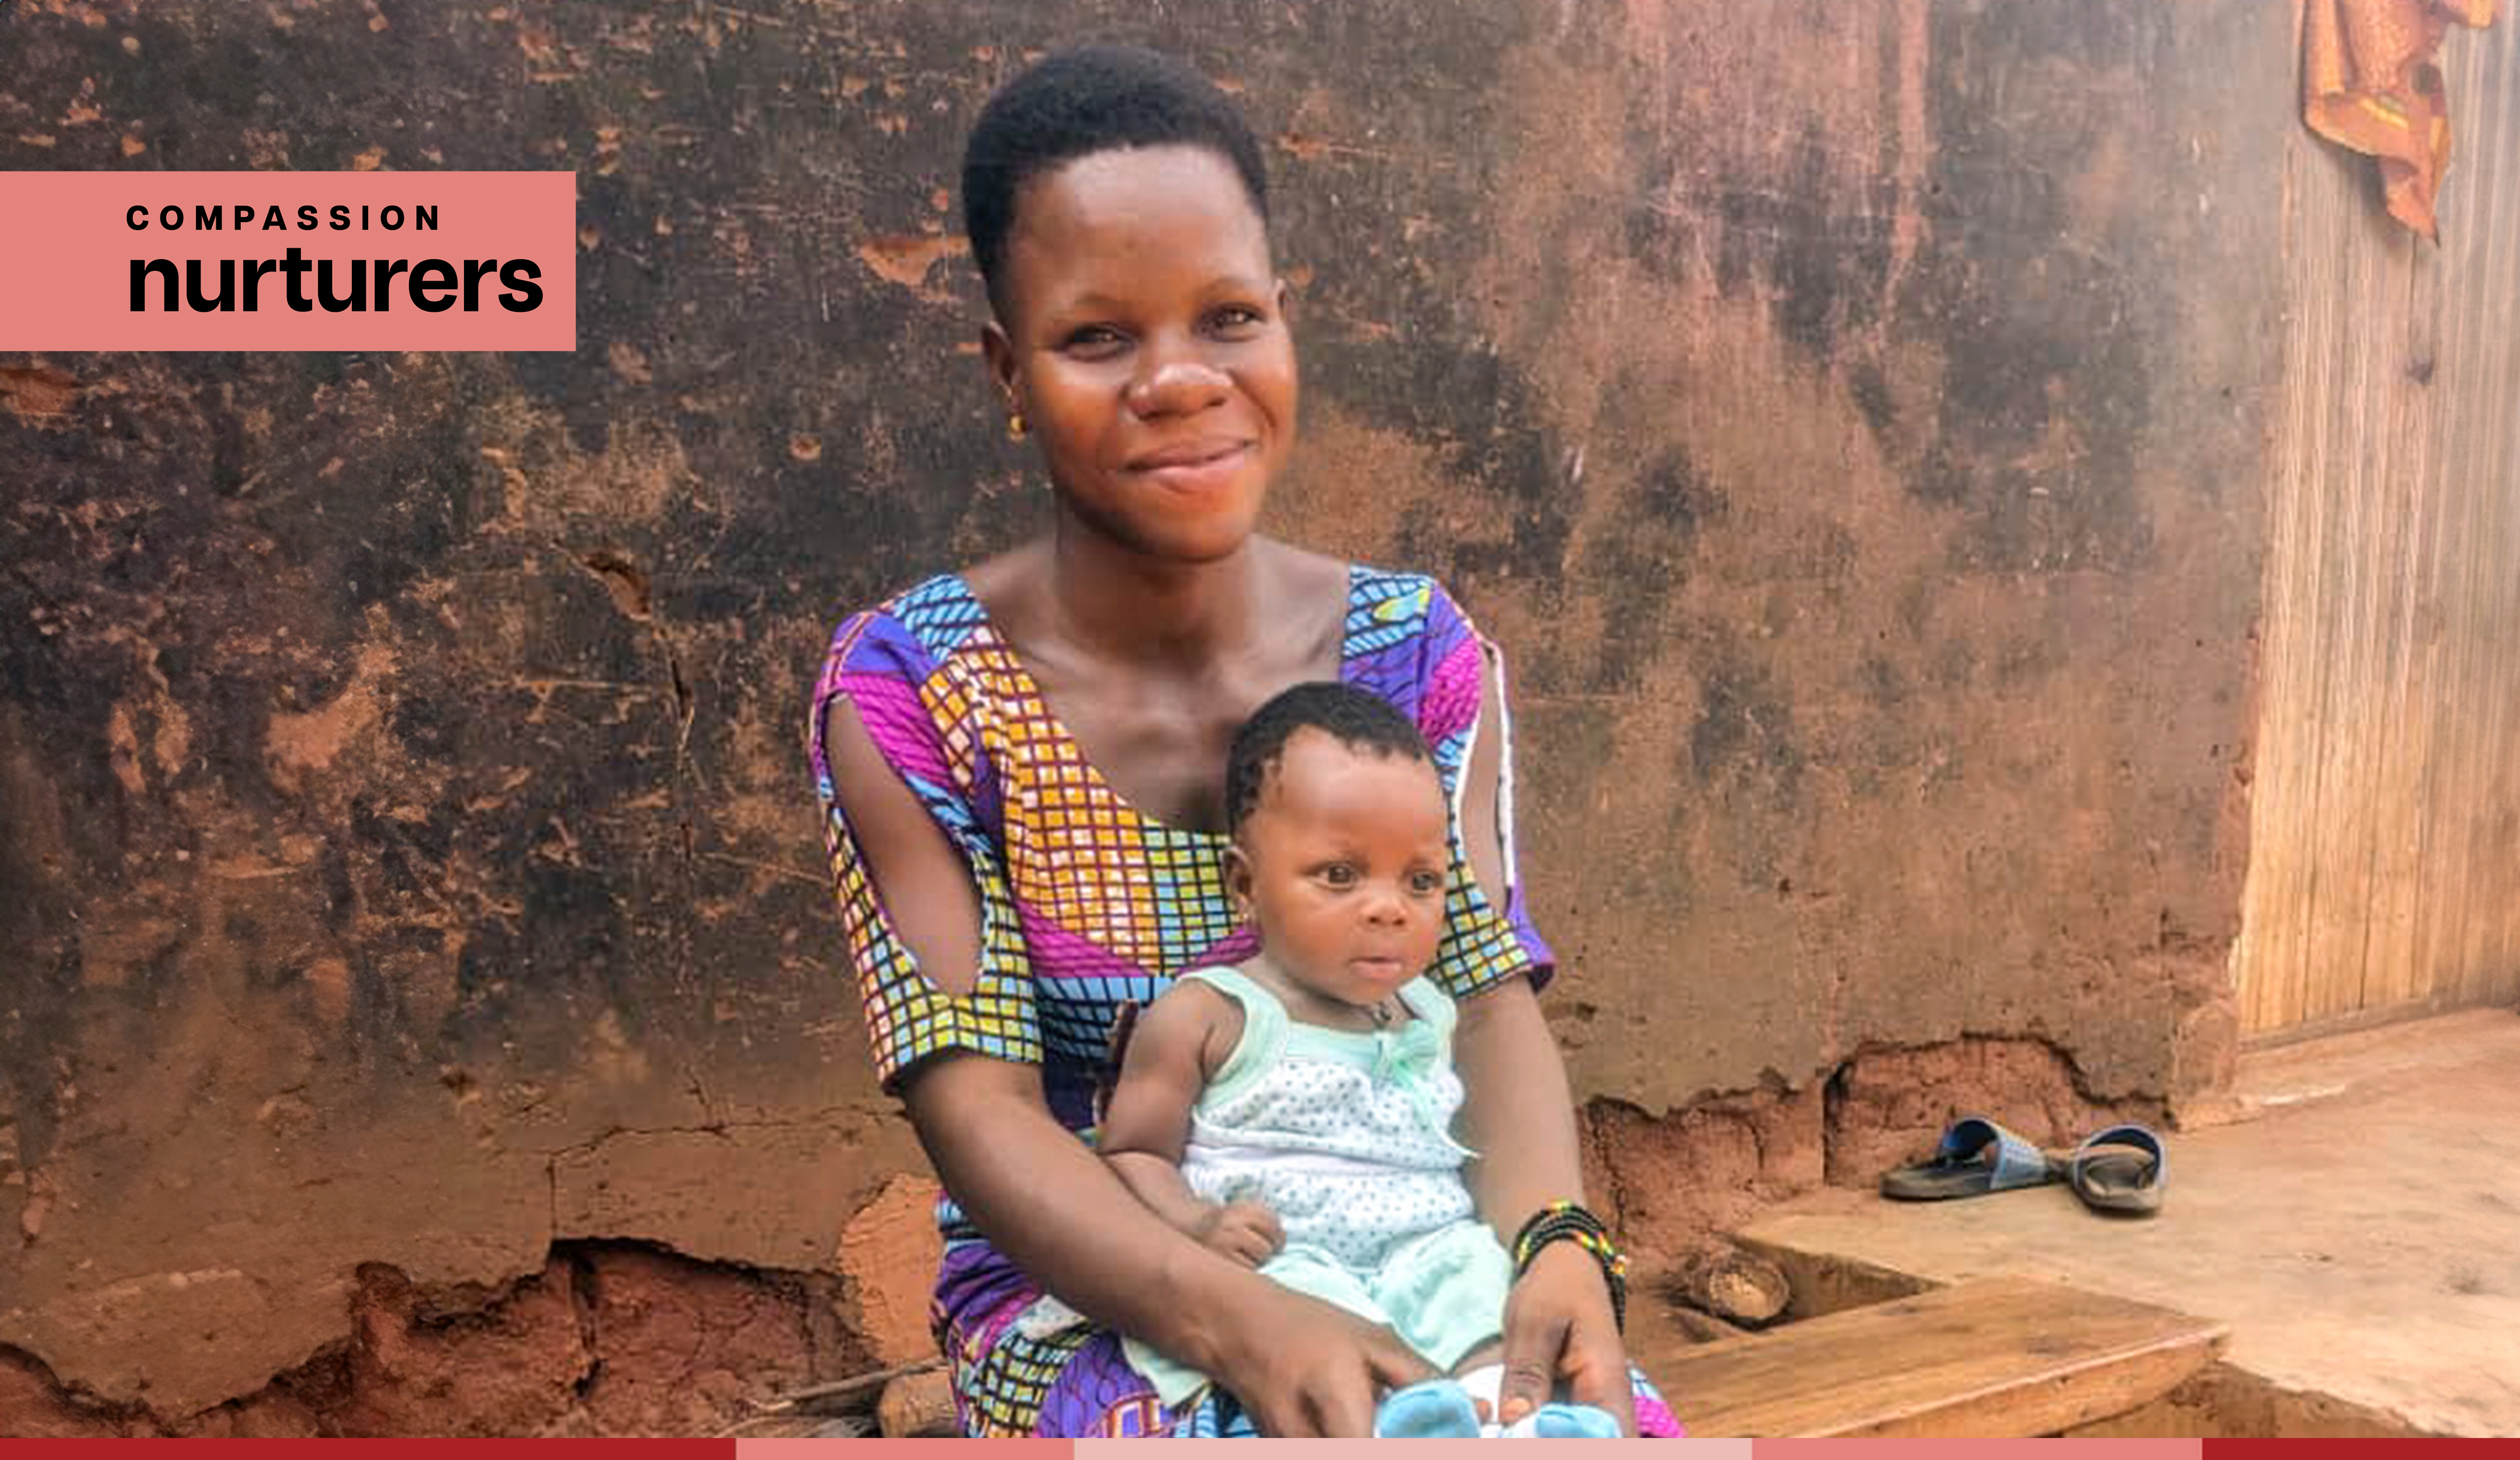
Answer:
[2,0,2286,1432]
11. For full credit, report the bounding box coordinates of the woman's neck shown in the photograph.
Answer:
[1044,519,1272,670]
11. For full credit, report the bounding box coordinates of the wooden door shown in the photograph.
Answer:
[2235,20,2520,1038]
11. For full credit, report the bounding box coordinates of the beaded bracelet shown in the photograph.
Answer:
[1510,1200,1629,1332]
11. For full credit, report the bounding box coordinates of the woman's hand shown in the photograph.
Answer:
[1205,1280,1437,1437]
[1494,1241,1639,1436]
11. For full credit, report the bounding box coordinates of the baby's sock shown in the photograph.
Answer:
[1451,1364,1622,1439]
[1519,1403,1624,1438]
[1374,1378,1484,1438]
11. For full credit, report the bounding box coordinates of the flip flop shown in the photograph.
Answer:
[1879,1116,2061,1201]
[2067,1123,2165,1215]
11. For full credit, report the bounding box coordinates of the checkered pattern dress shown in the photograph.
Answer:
[806,566,1682,1438]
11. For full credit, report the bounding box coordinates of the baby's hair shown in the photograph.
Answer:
[960,44,1270,315]
[1224,681,1434,836]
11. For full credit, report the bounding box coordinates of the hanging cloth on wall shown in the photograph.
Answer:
[2303,0,2500,238]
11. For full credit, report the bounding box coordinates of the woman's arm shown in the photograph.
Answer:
[825,698,1421,1433]
[1445,647,1639,1435]
[827,697,1240,1353]
[1455,979,1633,1432]
[1456,978,1588,1250]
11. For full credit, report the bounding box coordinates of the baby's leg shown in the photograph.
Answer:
[1369,1222,1614,1436]
[1443,1342,1506,1427]
[1451,1359,1506,1427]
[1254,1249,1472,1440]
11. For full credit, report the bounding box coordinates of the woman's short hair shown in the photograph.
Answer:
[961,44,1270,312]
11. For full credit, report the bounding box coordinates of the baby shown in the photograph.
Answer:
[1097,681,1620,1440]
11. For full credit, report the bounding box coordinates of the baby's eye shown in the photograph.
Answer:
[1319,863,1357,888]
[1409,870,1444,895]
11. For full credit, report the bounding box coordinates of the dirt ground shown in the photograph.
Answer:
[1741,1010,2520,1437]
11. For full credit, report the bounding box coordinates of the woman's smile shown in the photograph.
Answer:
[1130,437,1255,497]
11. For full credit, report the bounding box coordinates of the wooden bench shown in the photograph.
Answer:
[785,1275,2227,1438]
[1629,1277,2229,1438]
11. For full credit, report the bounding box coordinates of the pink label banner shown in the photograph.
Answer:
[0,171,576,351]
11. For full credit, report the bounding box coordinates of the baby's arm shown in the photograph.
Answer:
[1099,983,1283,1267]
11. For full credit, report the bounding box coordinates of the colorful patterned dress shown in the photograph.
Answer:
[807,564,1683,1438]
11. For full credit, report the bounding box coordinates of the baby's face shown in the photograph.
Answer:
[1232,728,1451,1011]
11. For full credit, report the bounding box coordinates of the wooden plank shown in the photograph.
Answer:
[2434,28,2513,1016]
[1619,1275,1735,1357]
[2370,229,2442,1018]
[2234,129,2325,1033]
[2460,31,2520,1011]
[1637,1278,2226,1439]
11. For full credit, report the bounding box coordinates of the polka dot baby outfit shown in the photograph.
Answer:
[1120,965,1516,1406]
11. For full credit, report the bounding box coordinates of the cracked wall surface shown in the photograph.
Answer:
[2,0,2285,1432]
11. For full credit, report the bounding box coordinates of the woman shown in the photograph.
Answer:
[808,44,1682,1440]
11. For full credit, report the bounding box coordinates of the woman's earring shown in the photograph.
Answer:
[1006,411,1028,441]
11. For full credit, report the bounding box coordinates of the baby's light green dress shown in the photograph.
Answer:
[1121,965,1516,1404]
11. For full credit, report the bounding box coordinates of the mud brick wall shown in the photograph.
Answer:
[0,0,2287,1431]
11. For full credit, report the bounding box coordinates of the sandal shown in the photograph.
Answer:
[2067,1123,2165,1215]
[1880,1116,2061,1201]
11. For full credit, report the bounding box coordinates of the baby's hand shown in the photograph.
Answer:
[1193,1199,1284,1267]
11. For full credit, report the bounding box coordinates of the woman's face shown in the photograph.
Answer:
[985,144,1297,564]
